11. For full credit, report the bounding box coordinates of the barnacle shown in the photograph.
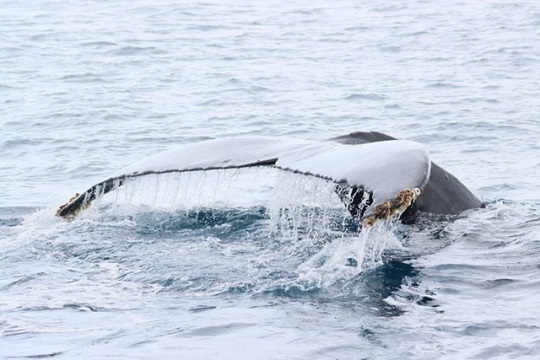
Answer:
[362,188,421,227]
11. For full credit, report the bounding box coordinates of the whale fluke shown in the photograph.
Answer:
[56,133,482,224]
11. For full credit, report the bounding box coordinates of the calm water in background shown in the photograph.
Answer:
[1,0,540,358]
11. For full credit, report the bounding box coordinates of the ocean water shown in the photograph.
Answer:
[1,0,540,359]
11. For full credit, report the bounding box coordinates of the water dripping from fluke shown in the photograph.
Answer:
[49,168,417,292]
[291,217,407,290]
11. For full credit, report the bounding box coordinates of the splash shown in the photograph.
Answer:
[60,169,408,278]
[8,168,425,306]
[295,219,404,288]
[263,172,413,287]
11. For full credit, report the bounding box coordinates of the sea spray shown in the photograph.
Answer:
[296,219,404,288]
[358,220,404,267]
[47,169,406,288]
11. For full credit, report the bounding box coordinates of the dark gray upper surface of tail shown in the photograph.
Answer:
[330,131,483,222]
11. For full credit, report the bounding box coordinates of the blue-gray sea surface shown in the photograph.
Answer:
[1,0,540,359]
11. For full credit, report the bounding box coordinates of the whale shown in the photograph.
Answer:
[56,132,482,225]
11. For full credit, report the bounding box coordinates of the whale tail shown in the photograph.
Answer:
[56,135,440,224]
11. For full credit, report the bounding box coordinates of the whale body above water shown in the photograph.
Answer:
[56,131,482,225]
